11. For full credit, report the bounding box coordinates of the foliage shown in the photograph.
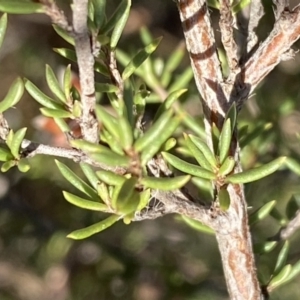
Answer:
[0,0,300,299]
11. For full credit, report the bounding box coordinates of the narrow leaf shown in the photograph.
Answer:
[218,188,230,211]
[285,157,300,176]
[249,200,277,226]
[1,160,15,172]
[9,127,27,159]
[122,37,162,80]
[162,152,216,180]
[141,175,191,191]
[92,0,106,29]
[0,13,7,49]
[55,160,99,200]
[53,25,74,46]
[95,83,118,93]
[80,163,99,190]
[25,79,64,110]
[63,64,72,98]
[140,115,182,165]
[253,241,278,254]
[136,188,150,212]
[273,241,290,276]
[218,118,232,164]
[184,133,213,171]
[40,107,72,118]
[218,156,235,176]
[45,64,67,103]
[269,264,292,290]
[90,152,130,167]
[226,157,286,184]
[134,109,173,152]
[67,215,120,240]
[17,158,30,173]
[0,147,13,162]
[181,216,215,235]
[189,135,217,169]
[63,191,108,211]
[0,2,45,14]
[96,170,126,186]
[110,0,131,48]
[0,77,24,113]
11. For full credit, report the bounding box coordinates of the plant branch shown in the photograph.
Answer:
[20,139,125,173]
[72,0,99,143]
[219,0,239,73]
[241,3,300,100]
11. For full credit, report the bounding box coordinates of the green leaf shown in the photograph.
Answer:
[1,160,15,172]
[285,157,300,176]
[218,187,230,211]
[207,0,220,9]
[92,0,106,29]
[154,89,187,121]
[232,0,251,14]
[226,157,286,184]
[55,160,99,200]
[110,0,131,48]
[140,175,191,191]
[169,67,193,92]
[17,158,30,173]
[53,25,74,46]
[139,26,153,45]
[161,138,177,151]
[54,48,77,63]
[0,1,45,14]
[89,152,131,167]
[54,118,70,132]
[284,259,300,284]
[161,41,185,87]
[63,64,72,99]
[134,109,174,152]
[162,152,216,180]
[225,102,237,132]
[0,147,13,162]
[253,241,278,254]
[181,216,215,234]
[96,106,121,141]
[40,107,72,118]
[136,188,150,211]
[184,133,213,171]
[112,177,137,213]
[96,170,126,186]
[218,118,232,164]
[70,139,113,154]
[273,241,290,276]
[72,100,81,118]
[80,163,99,190]
[95,83,118,93]
[140,115,182,165]
[122,37,162,80]
[0,13,7,49]
[45,64,67,103]
[67,215,120,240]
[25,79,64,110]
[118,116,133,150]
[269,264,292,290]
[249,200,276,226]
[5,129,14,150]
[286,195,300,220]
[0,77,24,113]
[218,156,235,176]
[189,135,217,169]
[63,191,108,211]
[9,127,27,159]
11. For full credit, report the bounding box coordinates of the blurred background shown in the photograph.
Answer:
[0,0,300,299]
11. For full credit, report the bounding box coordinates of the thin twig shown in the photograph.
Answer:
[247,0,265,53]
[20,139,125,173]
[73,0,99,143]
[219,0,239,73]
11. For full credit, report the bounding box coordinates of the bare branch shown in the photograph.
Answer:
[242,4,300,99]
[177,0,226,131]
[20,139,125,173]
[274,209,300,241]
[247,0,265,53]
[72,0,99,143]
[219,0,239,72]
